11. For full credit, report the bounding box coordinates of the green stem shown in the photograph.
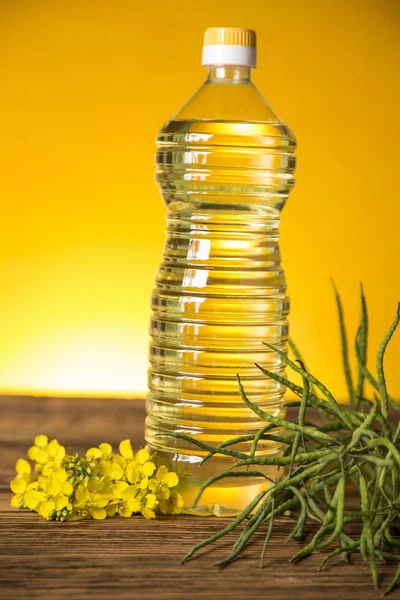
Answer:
[332,281,356,408]
[376,303,400,420]
[262,344,354,429]
[355,283,368,409]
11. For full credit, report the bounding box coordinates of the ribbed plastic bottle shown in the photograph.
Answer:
[146,27,296,516]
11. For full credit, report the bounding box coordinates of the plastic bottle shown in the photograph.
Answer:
[146,27,296,516]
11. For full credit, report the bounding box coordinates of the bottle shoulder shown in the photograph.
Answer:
[158,80,296,147]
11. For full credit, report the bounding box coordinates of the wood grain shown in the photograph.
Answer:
[0,396,397,600]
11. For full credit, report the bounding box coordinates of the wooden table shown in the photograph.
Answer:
[0,396,396,599]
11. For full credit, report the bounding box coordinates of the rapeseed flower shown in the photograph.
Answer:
[10,458,32,507]
[28,435,65,474]
[10,436,183,521]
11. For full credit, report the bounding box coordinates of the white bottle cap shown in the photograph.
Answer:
[202,27,257,68]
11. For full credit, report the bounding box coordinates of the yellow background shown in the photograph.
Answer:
[1,0,399,399]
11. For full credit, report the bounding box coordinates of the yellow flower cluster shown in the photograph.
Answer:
[10,435,183,521]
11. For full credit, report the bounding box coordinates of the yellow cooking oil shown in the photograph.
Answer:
[145,28,296,516]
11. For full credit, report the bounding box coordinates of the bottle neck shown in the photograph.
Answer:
[207,65,252,83]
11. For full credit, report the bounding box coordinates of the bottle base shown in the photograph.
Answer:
[146,443,282,517]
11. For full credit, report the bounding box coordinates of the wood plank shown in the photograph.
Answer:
[0,396,397,599]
